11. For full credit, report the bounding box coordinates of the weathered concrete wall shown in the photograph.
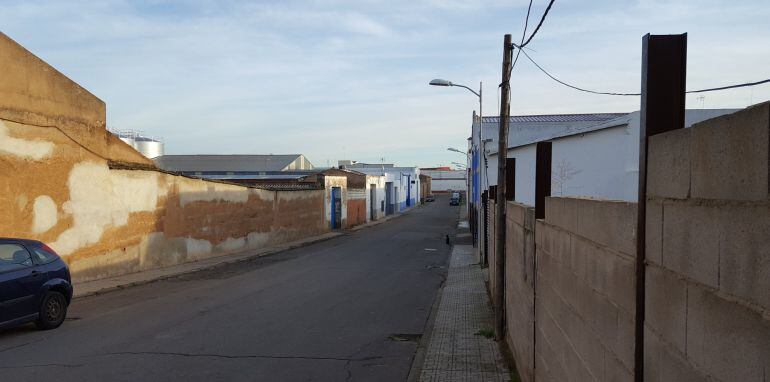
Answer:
[0,32,151,166]
[644,102,770,382]
[535,197,637,381]
[496,104,770,382]
[0,116,327,282]
[0,32,328,282]
[504,201,536,382]
[323,176,347,228]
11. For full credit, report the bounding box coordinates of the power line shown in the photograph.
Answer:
[520,0,556,48]
[516,47,640,96]
[686,78,770,94]
[514,45,770,96]
[511,0,534,70]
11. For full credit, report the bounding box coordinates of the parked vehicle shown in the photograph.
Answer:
[450,192,461,206]
[0,238,72,330]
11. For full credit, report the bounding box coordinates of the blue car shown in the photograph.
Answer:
[0,238,73,330]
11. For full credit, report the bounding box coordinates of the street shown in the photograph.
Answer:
[0,198,458,382]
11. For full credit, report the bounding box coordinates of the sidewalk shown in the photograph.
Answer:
[418,224,510,381]
[74,212,405,298]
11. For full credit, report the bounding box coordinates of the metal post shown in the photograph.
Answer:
[535,142,552,220]
[494,34,513,340]
[506,158,516,201]
[635,33,687,382]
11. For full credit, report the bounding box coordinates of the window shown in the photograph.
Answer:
[0,243,34,272]
[31,245,58,264]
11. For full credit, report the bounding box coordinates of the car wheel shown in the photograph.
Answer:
[35,291,68,330]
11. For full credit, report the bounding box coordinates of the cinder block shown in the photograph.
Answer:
[539,222,571,265]
[575,283,619,348]
[686,283,770,382]
[605,351,634,382]
[645,264,687,354]
[645,199,663,266]
[557,265,580,311]
[536,329,568,382]
[613,310,636,372]
[606,252,636,315]
[545,197,579,232]
[719,203,770,310]
[576,198,637,256]
[565,313,605,380]
[644,327,705,382]
[569,235,591,281]
[524,205,536,231]
[648,127,692,199]
[582,241,635,314]
[507,201,526,226]
[691,102,770,201]
[661,201,720,288]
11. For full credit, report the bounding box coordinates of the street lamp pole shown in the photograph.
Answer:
[431,79,483,251]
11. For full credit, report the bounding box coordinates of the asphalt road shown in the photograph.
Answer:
[0,196,457,382]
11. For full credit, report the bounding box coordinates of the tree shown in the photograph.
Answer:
[552,159,581,196]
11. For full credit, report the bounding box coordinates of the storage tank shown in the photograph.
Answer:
[116,134,137,149]
[134,137,164,159]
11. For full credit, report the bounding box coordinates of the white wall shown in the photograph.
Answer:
[365,175,386,221]
[483,110,740,205]
[421,170,466,192]
[352,167,419,212]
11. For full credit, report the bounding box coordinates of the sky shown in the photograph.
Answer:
[2,0,769,168]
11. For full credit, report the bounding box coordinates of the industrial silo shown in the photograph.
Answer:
[134,136,164,159]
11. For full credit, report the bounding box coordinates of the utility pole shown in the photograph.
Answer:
[494,34,512,341]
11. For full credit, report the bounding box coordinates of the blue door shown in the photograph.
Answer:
[331,187,342,229]
[406,175,411,207]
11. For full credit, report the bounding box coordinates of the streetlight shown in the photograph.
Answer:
[431,78,483,249]
[452,161,467,168]
[447,147,466,155]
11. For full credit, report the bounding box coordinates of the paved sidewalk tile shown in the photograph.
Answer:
[419,243,510,382]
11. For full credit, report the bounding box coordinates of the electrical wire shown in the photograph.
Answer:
[686,78,770,94]
[520,0,555,48]
[514,44,770,96]
[511,0,534,71]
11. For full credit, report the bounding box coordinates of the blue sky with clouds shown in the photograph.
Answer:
[2,0,769,168]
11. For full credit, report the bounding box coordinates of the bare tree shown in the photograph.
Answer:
[552,159,581,196]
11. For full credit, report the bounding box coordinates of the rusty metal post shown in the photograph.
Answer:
[535,142,552,220]
[635,33,687,382]
[506,158,516,201]
[494,34,513,340]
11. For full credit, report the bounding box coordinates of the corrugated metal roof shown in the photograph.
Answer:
[481,113,627,124]
[200,174,308,180]
[154,154,311,172]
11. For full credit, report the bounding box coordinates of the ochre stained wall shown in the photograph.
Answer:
[0,32,328,283]
[0,118,327,282]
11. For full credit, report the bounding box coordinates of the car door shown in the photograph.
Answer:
[0,242,44,323]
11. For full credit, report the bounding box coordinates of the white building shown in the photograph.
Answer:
[419,169,466,193]
[340,162,421,215]
[472,109,738,206]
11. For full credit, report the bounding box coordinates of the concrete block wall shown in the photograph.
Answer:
[488,199,498,302]
[534,197,637,381]
[504,201,536,382]
[644,102,770,382]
